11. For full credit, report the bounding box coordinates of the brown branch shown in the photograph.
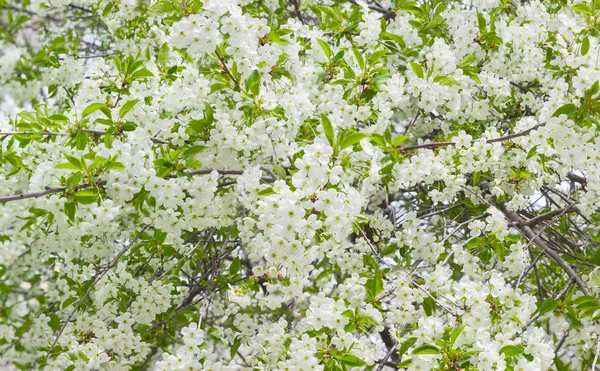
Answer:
[521,280,574,331]
[0,180,107,203]
[0,130,167,144]
[567,172,587,185]
[0,132,66,136]
[399,124,543,152]
[375,340,398,371]
[215,50,239,86]
[0,169,276,204]
[501,206,590,296]
[519,204,579,227]
[290,0,305,24]
[378,328,400,365]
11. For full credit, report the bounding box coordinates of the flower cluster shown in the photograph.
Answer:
[1,0,600,370]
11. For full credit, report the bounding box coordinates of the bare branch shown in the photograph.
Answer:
[399,124,543,152]
[42,225,151,364]
[0,170,276,204]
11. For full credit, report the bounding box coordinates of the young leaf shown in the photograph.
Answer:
[157,43,169,67]
[118,99,140,120]
[538,297,558,315]
[229,257,241,276]
[149,1,176,15]
[352,48,365,70]
[410,62,424,79]
[582,37,590,56]
[412,344,440,355]
[339,133,369,151]
[245,70,261,97]
[320,114,335,146]
[64,201,76,224]
[73,190,99,205]
[499,345,524,357]
[316,39,332,59]
[64,155,83,170]
[552,103,577,117]
[82,103,107,118]
[393,135,409,146]
[230,337,241,359]
[131,68,155,79]
[182,145,208,159]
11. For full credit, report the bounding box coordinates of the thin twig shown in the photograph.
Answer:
[42,225,151,363]
[399,124,543,152]
[375,341,398,371]
[215,50,239,86]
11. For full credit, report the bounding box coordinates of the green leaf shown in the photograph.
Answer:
[49,114,69,121]
[412,344,440,355]
[552,103,577,117]
[393,135,409,146]
[102,2,114,16]
[316,39,332,58]
[258,187,275,196]
[499,345,524,357]
[410,62,424,79]
[458,53,476,68]
[526,145,538,160]
[365,275,383,299]
[245,70,261,97]
[449,325,465,346]
[230,337,241,359]
[105,161,126,171]
[131,68,155,79]
[320,114,335,146]
[66,173,82,191]
[477,13,487,31]
[73,190,98,205]
[229,257,241,276]
[18,111,37,123]
[362,255,378,270]
[571,3,593,15]
[118,99,140,119]
[64,200,76,224]
[422,296,435,316]
[565,305,582,329]
[340,354,365,367]
[149,0,176,15]
[272,165,286,179]
[161,244,178,257]
[155,230,168,245]
[75,131,88,150]
[554,356,569,371]
[48,314,61,331]
[62,296,78,310]
[398,337,417,358]
[369,49,388,66]
[571,295,597,305]
[589,248,600,265]
[588,81,600,97]
[381,32,406,49]
[538,297,558,315]
[82,103,106,118]
[157,43,169,67]
[64,155,83,170]
[352,48,365,70]
[339,133,369,151]
[55,163,81,171]
[182,145,208,159]
[582,37,590,56]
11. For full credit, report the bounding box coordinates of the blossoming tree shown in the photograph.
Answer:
[1,0,600,370]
